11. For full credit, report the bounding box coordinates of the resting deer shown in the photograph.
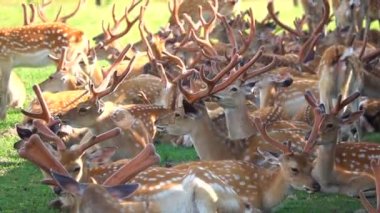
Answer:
[359,159,380,213]
[0,15,88,118]
[304,91,375,196]
[19,131,160,212]
[130,116,320,212]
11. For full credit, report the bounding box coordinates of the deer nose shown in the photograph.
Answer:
[312,182,321,192]
[53,186,62,195]
[351,128,358,135]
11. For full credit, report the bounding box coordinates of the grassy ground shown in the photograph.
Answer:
[0,0,377,212]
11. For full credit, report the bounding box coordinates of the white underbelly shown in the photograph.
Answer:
[12,49,53,67]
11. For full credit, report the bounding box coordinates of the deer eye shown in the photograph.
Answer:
[72,166,80,173]
[326,123,334,129]
[291,168,299,174]
[78,106,91,114]
[49,76,54,80]
[230,87,238,92]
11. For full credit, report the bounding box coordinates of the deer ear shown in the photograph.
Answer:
[340,110,364,125]
[50,171,85,195]
[16,124,33,139]
[105,183,140,199]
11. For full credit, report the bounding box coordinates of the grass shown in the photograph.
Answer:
[0,0,378,212]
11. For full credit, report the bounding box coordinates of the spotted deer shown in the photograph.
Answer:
[55,58,171,160]
[18,132,160,212]
[359,159,380,213]
[318,44,380,141]
[156,52,312,163]
[304,91,375,196]
[38,46,90,92]
[128,116,320,212]
[0,18,88,118]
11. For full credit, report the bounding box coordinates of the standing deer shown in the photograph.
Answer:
[0,22,88,119]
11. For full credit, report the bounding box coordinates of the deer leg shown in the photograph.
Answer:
[0,62,13,119]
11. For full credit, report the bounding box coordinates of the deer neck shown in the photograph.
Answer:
[224,103,256,140]
[262,169,291,210]
[312,143,336,184]
[189,115,236,160]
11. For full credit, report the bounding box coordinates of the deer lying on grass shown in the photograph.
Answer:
[19,130,160,212]
[130,115,320,212]
[304,91,375,196]
[359,159,380,213]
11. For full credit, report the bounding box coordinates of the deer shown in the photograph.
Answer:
[359,159,380,213]
[53,57,172,160]
[38,46,90,92]
[127,115,321,212]
[304,91,375,197]
[0,14,88,119]
[317,44,380,141]
[18,131,161,212]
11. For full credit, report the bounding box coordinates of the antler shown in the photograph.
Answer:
[48,46,83,74]
[97,0,143,48]
[252,117,292,154]
[221,8,255,55]
[242,56,277,81]
[33,119,66,151]
[36,0,84,23]
[303,107,324,154]
[183,0,219,58]
[298,0,330,63]
[18,134,69,176]
[34,118,122,160]
[168,0,186,34]
[22,3,36,25]
[21,85,54,124]
[267,0,303,37]
[331,92,360,115]
[103,144,160,186]
[90,44,136,101]
[75,128,121,157]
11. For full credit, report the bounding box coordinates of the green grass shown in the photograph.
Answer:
[0,0,378,212]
